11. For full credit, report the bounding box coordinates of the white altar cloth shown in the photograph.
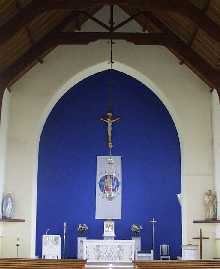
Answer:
[82,240,135,263]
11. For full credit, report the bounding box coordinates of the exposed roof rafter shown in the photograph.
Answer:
[0,5,103,96]
[0,32,172,91]
[120,6,220,94]
[30,0,220,43]
[1,0,220,46]
[0,0,220,98]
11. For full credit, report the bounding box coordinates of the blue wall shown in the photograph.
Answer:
[36,70,181,259]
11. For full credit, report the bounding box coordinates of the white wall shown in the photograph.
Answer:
[2,38,214,258]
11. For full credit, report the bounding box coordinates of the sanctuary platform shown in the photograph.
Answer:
[0,259,220,269]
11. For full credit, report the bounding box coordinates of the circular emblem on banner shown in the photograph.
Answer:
[99,174,120,201]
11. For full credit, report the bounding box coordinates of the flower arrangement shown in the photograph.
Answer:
[131,224,143,236]
[77,224,88,235]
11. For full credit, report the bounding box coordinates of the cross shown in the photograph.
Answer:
[192,228,209,259]
[101,112,120,153]
[149,217,157,258]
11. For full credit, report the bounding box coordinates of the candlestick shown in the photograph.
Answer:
[16,237,20,258]
[63,222,67,258]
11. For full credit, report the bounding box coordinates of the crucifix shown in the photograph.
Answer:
[149,217,157,258]
[192,228,209,259]
[101,112,120,153]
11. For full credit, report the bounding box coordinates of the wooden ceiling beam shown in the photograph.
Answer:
[54,31,171,45]
[121,5,220,93]
[1,0,220,46]
[35,0,220,44]
[2,28,220,93]
[0,6,102,89]
[0,0,101,45]
[0,0,43,44]
[0,5,103,120]
[0,31,171,90]
[147,14,220,90]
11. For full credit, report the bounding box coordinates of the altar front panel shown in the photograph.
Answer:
[83,240,135,263]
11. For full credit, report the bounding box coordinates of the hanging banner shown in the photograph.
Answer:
[95,156,122,219]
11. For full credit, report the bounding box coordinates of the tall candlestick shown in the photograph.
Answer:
[63,222,67,258]
[16,237,20,258]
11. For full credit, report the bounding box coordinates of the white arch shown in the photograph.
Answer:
[31,61,184,256]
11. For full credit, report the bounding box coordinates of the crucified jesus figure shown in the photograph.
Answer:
[101,112,120,150]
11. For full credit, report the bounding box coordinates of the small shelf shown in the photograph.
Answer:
[193,219,220,223]
[0,218,25,223]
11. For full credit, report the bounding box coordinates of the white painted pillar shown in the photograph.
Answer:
[211,89,220,257]
[0,89,10,214]
[0,89,10,256]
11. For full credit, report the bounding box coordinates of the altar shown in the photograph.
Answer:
[82,240,135,263]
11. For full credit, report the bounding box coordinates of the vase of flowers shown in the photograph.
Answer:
[131,224,143,252]
[77,224,88,259]
[131,224,143,236]
[77,224,88,236]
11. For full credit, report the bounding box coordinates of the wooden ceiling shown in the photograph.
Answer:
[1,0,220,104]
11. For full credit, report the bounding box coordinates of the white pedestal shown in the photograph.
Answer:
[182,245,199,260]
[77,237,86,259]
[132,237,141,252]
[216,238,220,258]
[135,250,153,261]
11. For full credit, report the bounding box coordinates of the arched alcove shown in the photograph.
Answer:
[36,69,181,259]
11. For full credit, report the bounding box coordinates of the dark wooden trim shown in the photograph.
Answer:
[1,28,220,93]
[1,0,220,46]
[121,6,220,94]
[112,12,143,32]
[0,32,170,91]
[0,89,5,123]
[0,259,86,269]
[31,0,220,43]
[0,6,102,91]
[0,218,25,222]
[147,13,220,93]
[55,31,171,45]
[78,11,111,31]
[0,0,100,45]
[135,260,220,268]
[0,0,42,44]
[193,219,220,223]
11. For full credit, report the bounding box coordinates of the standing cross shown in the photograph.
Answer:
[192,228,209,259]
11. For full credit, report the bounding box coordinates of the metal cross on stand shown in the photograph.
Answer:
[149,217,157,258]
[192,228,209,259]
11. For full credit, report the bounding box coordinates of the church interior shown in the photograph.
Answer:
[1,0,220,268]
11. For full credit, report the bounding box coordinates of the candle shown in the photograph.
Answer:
[16,237,20,246]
